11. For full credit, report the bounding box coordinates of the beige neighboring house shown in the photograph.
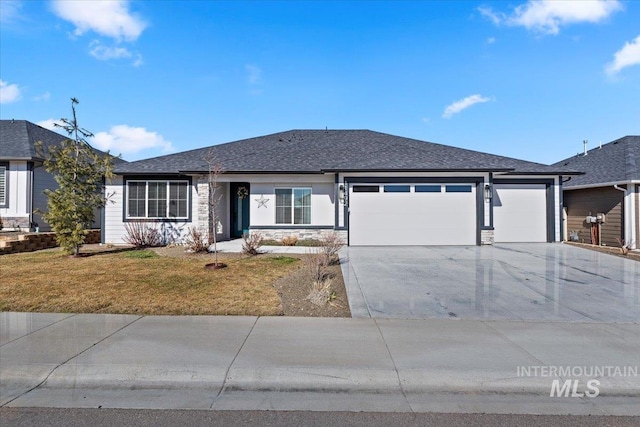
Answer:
[553,136,639,249]
[0,119,120,232]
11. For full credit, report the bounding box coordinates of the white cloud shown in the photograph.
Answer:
[92,125,174,155]
[246,64,262,85]
[51,0,147,42]
[479,0,622,35]
[33,91,51,102]
[487,37,496,44]
[89,40,132,60]
[442,94,492,119]
[88,40,143,67]
[606,35,640,75]
[132,53,144,68]
[0,79,21,104]
[37,118,64,131]
[0,0,22,24]
[478,6,503,26]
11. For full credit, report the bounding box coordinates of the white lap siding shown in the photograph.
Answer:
[103,176,199,245]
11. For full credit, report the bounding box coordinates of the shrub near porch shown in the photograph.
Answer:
[0,250,299,316]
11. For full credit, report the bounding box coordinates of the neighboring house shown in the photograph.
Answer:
[104,129,578,246]
[0,120,120,232]
[553,136,639,249]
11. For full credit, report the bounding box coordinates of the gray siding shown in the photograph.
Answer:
[564,187,623,247]
[31,165,102,231]
[31,164,57,231]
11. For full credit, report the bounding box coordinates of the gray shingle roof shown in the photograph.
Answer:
[115,129,578,175]
[552,136,639,188]
[0,120,68,160]
[0,119,126,163]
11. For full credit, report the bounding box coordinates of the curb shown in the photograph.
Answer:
[3,366,639,398]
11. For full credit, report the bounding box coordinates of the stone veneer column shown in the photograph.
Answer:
[481,229,494,245]
[196,175,210,242]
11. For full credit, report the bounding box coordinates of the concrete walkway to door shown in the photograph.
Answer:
[340,243,639,322]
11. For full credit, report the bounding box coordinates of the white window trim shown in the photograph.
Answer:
[126,180,189,220]
[275,187,312,225]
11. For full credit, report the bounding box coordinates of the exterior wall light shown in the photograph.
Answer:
[338,184,346,204]
[484,184,492,202]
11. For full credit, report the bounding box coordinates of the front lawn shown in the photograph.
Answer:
[0,250,300,315]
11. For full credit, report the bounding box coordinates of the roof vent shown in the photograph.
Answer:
[583,139,588,156]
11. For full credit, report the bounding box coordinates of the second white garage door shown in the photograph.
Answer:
[493,183,547,243]
[348,183,477,246]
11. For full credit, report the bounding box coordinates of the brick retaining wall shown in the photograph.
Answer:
[0,230,101,255]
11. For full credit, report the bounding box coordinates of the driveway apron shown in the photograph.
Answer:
[341,243,639,321]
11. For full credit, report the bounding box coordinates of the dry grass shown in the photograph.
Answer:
[0,250,301,315]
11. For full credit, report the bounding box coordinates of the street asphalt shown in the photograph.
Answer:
[1,312,638,415]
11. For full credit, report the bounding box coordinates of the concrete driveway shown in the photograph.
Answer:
[340,244,639,322]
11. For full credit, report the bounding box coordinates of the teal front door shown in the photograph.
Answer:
[231,183,250,238]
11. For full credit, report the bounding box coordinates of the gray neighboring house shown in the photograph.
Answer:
[553,136,639,249]
[0,119,120,232]
[104,129,579,246]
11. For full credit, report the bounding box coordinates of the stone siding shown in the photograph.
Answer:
[196,176,211,242]
[250,228,347,242]
[0,216,31,230]
[481,229,494,245]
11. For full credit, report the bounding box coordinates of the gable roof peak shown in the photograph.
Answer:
[0,119,125,163]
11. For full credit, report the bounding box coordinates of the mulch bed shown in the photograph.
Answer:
[565,242,640,262]
[273,262,351,318]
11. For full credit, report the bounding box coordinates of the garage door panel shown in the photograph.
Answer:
[493,183,547,243]
[349,184,476,246]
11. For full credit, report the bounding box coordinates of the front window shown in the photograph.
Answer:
[127,180,189,219]
[275,188,311,224]
[0,165,6,206]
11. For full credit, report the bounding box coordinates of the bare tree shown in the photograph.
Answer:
[203,149,224,266]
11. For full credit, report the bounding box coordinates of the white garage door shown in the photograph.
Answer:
[349,184,477,246]
[493,183,547,243]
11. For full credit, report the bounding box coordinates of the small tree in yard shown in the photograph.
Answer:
[203,149,224,266]
[40,98,115,256]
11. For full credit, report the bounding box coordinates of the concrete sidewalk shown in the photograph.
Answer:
[1,312,638,415]
[213,239,321,254]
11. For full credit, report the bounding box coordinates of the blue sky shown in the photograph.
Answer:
[1,0,639,163]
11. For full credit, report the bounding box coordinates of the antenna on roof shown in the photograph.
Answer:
[583,139,588,156]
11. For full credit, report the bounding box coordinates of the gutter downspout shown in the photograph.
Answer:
[613,185,636,250]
